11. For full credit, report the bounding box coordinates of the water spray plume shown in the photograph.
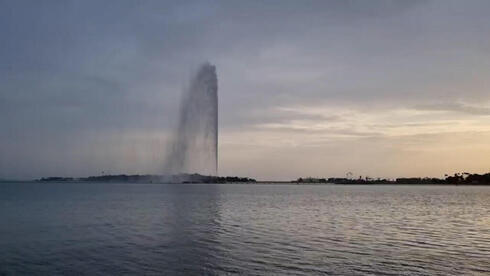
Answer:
[164,62,218,176]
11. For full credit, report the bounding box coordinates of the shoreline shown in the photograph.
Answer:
[2,180,489,186]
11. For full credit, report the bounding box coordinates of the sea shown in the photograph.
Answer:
[0,182,489,275]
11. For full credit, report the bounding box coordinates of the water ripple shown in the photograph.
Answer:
[0,183,489,275]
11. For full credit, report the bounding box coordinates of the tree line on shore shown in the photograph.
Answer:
[295,172,490,185]
[38,174,256,183]
[37,172,490,184]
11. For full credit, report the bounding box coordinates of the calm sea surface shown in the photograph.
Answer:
[0,182,489,275]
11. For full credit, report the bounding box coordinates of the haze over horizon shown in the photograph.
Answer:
[1,0,490,180]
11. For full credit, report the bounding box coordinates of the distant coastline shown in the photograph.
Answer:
[37,174,256,184]
[295,172,490,185]
[33,172,490,185]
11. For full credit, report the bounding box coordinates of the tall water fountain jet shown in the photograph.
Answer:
[164,62,218,176]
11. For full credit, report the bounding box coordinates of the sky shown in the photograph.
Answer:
[1,0,490,180]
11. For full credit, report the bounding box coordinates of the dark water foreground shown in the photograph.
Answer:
[0,183,489,275]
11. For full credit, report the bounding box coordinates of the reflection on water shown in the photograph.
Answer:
[0,183,489,275]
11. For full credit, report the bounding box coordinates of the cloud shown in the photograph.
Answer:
[414,103,490,116]
[1,0,490,179]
